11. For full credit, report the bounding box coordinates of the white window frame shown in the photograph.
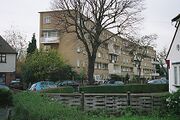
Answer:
[172,63,180,86]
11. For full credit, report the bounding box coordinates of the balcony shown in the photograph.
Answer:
[108,43,120,55]
[108,63,121,74]
[151,73,160,76]
[40,37,59,44]
[151,60,159,65]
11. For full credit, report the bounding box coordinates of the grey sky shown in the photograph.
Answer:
[0,0,180,52]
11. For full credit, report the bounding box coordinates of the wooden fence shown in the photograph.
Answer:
[47,92,165,112]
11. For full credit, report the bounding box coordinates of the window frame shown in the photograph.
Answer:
[43,16,51,24]
[0,54,6,63]
[174,66,177,85]
[172,63,180,86]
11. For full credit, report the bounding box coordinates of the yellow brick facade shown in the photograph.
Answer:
[39,11,159,80]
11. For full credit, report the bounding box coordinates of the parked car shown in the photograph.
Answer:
[0,84,10,90]
[9,80,23,90]
[29,81,57,91]
[147,79,169,84]
[101,80,124,86]
[56,80,79,87]
[94,80,105,85]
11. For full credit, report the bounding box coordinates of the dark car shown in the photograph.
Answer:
[56,80,79,87]
[101,80,124,86]
[9,80,23,90]
[147,79,169,84]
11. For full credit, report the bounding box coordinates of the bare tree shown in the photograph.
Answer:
[51,0,144,84]
[3,27,28,61]
[157,47,168,78]
[128,34,157,83]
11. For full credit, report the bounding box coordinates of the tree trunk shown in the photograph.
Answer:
[87,53,96,85]
[138,62,142,84]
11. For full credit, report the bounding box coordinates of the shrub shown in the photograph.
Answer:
[42,87,74,93]
[165,89,180,115]
[80,84,168,93]
[0,88,13,107]
[13,92,90,120]
[121,106,137,116]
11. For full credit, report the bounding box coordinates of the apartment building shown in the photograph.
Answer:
[39,10,159,80]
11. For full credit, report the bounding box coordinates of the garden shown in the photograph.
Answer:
[0,85,180,120]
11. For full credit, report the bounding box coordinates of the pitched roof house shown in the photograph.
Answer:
[0,35,17,85]
[166,14,180,92]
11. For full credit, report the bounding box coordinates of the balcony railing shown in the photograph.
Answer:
[108,43,120,55]
[151,73,160,76]
[40,37,59,44]
[108,63,121,74]
[151,60,159,65]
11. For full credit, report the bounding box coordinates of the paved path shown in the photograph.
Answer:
[0,108,7,120]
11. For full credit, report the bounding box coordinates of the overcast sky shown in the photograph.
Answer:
[0,0,180,52]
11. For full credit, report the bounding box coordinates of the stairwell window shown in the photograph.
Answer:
[0,54,6,63]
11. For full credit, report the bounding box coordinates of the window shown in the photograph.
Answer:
[77,47,81,53]
[174,66,177,84]
[109,54,117,63]
[43,16,51,24]
[94,63,97,69]
[0,54,6,63]
[97,52,101,58]
[50,31,58,37]
[0,73,5,83]
[82,61,86,67]
[144,63,147,67]
[77,59,80,67]
[43,32,49,38]
[179,66,180,85]
[177,44,180,51]
[43,45,51,51]
[43,31,58,38]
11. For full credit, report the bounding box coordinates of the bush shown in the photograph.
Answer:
[42,87,74,93]
[0,88,13,107]
[165,89,180,115]
[13,92,90,120]
[80,84,168,93]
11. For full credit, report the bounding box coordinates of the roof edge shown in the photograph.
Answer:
[166,22,180,59]
[172,14,180,22]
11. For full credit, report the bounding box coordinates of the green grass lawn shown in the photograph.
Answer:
[91,116,178,120]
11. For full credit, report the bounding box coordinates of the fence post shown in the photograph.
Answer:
[81,92,85,111]
[127,91,131,106]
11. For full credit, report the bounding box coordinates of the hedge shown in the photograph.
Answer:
[0,88,13,107]
[41,86,74,93]
[80,84,168,93]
